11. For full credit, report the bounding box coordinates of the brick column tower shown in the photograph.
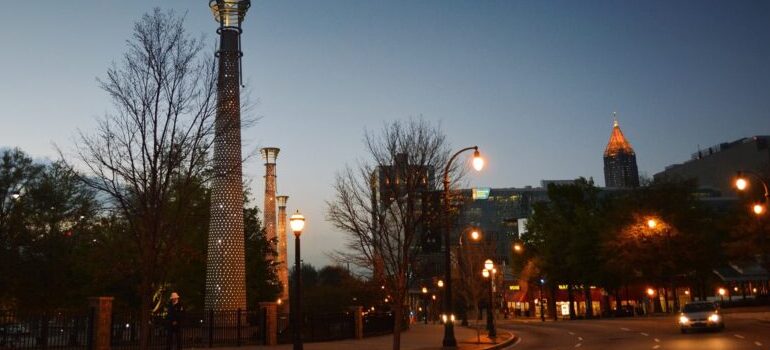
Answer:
[260,148,280,261]
[205,0,250,312]
[276,195,290,309]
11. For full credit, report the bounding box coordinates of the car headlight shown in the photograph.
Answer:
[679,315,689,324]
[708,314,720,322]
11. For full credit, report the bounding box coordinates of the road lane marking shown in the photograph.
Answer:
[578,337,583,341]
[574,343,582,348]
[568,331,575,335]
[640,332,649,337]
[654,338,660,343]
[734,334,745,339]
[621,327,630,331]
[754,341,762,346]
[652,345,660,349]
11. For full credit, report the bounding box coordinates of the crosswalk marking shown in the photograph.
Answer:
[735,334,745,339]
[654,338,660,343]
[640,332,649,337]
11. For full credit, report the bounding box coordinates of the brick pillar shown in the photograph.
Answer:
[88,297,114,350]
[259,302,278,345]
[353,306,363,339]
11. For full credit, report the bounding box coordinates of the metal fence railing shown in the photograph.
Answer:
[110,309,264,350]
[363,313,394,337]
[0,309,93,350]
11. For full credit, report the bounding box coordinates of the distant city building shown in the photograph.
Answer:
[603,118,640,188]
[654,136,770,197]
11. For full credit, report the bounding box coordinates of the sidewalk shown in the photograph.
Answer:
[214,324,514,350]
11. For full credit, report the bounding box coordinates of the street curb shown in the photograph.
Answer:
[481,332,517,350]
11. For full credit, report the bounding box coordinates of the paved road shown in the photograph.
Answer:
[500,313,770,350]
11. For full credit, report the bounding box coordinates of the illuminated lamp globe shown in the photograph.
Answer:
[470,230,480,241]
[646,288,655,296]
[290,210,305,235]
[437,280,444,288]
[736,177,748,191]
[421,287,428,294]
[647,219,657,229]
[472,149,484,171]
[484,259,494,271]
[482,269,490,278]
[753,204,765,216]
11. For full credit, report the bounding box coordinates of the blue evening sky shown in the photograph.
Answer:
[1,1,768,266]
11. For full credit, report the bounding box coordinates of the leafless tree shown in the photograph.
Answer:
[327,118,464,350]
[71,9,227,350]
[455,237,496,324]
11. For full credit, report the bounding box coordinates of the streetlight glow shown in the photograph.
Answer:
[647,219,657,229]
[736,177,748,191]
[470,230,480,241]
[513,243,523,253]
[753,203,765,215]
[422,287,428,294]
[472,149,484,171]
[718,288,726,296]
[482,269,490,278]
[437,280,444,288]
[290,210,305,235]
[484,259,494,271]
[646,288,655,296]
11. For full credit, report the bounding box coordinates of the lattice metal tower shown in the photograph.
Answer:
[205,0,250,312]
[276,195,290,308]
[261,147,280,262]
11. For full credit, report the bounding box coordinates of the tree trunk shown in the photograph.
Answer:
[548,285,558,321]
[615,290,622,316]
[392,302,402,350]
[139,283,152,350]
[583,284,593,319]
[567,284,575,320]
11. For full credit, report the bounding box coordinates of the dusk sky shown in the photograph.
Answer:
[1,1,769,267]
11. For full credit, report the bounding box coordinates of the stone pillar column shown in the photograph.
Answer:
[260,148,280,262]
[353,306,363,339]
[88,297,114,350]
[276,195,290,310]
[259,302,278,346]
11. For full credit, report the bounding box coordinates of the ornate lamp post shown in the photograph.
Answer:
[205,0,251,313]
[483,259,496,338]
[290,211,306,350]
[421,287,429,324]
[442,146,484,347]
[456,228,481,326]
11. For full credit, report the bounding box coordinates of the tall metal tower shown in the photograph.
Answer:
[205,0,251,312]
[276,195,290,308]
[261,147,280,262]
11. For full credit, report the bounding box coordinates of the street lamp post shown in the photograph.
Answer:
[538,278,546,322]
[442,146,484,347]
[735,171,769,295]
[422,287,429,324]
[290,211,305,350]
[482,259,496,338]
[456,228,481,326]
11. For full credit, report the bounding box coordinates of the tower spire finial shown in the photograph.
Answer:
[612,112,618,127]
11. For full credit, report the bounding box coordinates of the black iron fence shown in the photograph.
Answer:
[110,309,265,350]
[362,313,394,337]
[0,309,93,350]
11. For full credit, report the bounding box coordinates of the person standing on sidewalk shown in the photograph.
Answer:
[166,292,184,350]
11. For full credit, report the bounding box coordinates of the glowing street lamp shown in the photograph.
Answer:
[513,243,523,253]
[289,210,305,350]
[442,146,485,347]
[437,280,444,288]
[646,288,655,297]
[735,171,769,216]
[470,230,481,241]
[647,219,658,229]
[718,287,726,303]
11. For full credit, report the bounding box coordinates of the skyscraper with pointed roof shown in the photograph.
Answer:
[603,115,640,188]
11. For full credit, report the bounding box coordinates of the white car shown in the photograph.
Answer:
[679,301,724,333]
